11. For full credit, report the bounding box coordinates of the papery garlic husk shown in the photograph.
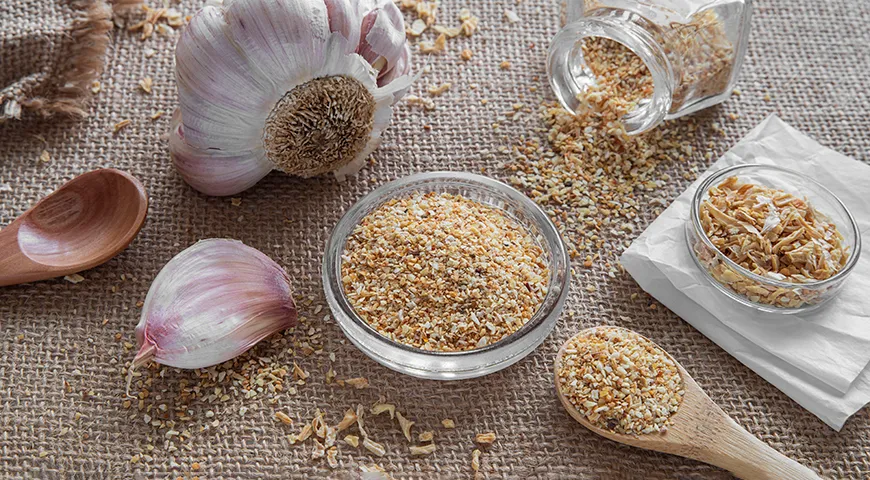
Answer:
[128,239,296,387]
[169,0,414,197]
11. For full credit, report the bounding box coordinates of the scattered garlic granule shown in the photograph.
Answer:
[419,33,447,53]
[326,447,339,468]
[475,432,496,445]
[427,83,451,96]
[274,412,293,425]
[471,449,481,472]
[64,274,85,284]
[138,77,153,94]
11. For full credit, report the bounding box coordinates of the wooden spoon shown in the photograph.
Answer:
[555,327,819,480]
[0,169,148,287]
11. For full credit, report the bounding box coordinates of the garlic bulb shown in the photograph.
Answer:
[127,239,296,392]
[169,0,414,196]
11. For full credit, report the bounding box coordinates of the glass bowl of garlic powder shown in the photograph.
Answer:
[323,172,571,379]
[687,164,861,313]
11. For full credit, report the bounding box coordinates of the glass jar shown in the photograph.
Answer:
[548,0,752,134]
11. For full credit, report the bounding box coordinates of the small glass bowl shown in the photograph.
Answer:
[686,164,861,314]
[323,172,571,379]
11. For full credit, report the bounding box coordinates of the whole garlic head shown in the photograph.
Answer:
[170,0,413,196]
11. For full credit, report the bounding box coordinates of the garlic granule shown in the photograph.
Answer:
[169,0,414,196]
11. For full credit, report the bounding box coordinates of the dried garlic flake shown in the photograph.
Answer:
[344,435,360,447]
[275,411,293,425]
[370,403,395,419]
[336,408,358,432]
[345,377,369,389]
[410,443,437,455]
[363,437,386,457]
[326,447,338,468]
[408,19,427,36]
[396,411,414,442]
[419,33,447,54]
[64,274,85,284]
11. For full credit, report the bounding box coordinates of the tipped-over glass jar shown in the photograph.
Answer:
[548,0,752,134]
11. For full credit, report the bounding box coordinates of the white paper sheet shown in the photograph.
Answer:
[620,115,870,430]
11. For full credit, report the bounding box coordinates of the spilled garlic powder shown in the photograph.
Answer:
[341,192,549,351]
[558,327,684,435]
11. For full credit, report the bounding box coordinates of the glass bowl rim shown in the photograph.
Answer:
[322,171,571,358]
[689,163,862,289]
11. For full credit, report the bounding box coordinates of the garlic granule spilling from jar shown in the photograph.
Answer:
[340,192,549,352]
[548,0,751,134]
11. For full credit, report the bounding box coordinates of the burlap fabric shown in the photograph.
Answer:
[1,0,869,478]
[0,0,143,122]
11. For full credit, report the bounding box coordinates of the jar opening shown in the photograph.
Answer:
[547,17,674,135]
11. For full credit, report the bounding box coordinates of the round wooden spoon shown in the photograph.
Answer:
[0,168,147,287]
[554,327,819,480]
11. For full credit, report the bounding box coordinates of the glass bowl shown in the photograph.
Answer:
[323,172,571,379]
[686,164,861,314]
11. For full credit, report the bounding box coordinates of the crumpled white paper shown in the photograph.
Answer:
[621,115,870,430]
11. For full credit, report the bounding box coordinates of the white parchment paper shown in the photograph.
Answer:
[621,115,870,430]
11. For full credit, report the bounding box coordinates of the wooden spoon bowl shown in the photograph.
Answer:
[554,326,819,480]
[0,169,147,286]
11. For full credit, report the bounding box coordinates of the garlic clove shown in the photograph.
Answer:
[131,239,296,378]
[324,0,362,50]
[376,43,412,90]
[356,1,408,85]
[169,112,273,196]
[223,0,329,86]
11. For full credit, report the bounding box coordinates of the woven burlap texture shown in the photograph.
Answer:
[1,0,869,478]
[0,0,143,122]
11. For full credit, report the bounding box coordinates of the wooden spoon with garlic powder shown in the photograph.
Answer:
[554,327,819,480]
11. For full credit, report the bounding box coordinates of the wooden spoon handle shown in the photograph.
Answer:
[701,416,819,480]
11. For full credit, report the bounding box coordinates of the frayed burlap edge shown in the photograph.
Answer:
[0,0,142,123]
